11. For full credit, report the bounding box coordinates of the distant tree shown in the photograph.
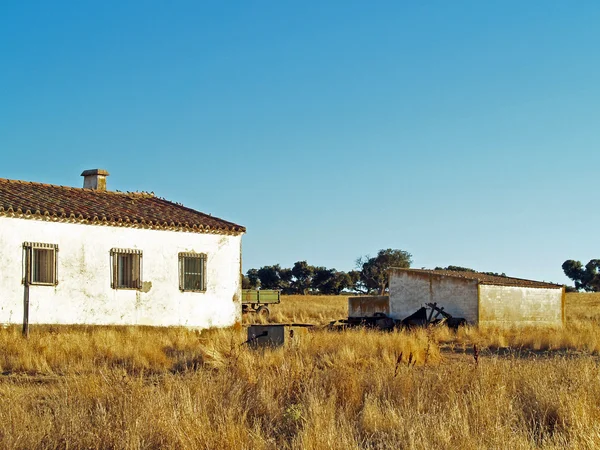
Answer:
[311,267,351,295]
[480,271,507,277]
[279,267,294,294]
[256,265,281,290]
[255,264,294,292]
[357,249,412,295]
[241,275,252,289]
[435,265,476,273]
[245,268,260,289]
[311,267,334,294]
[291,261,314,294]
[331,271,352,295]
[347,270,362,293]
[435,265,506,277]
[562,260,600,292]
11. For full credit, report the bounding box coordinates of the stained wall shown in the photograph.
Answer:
[0,216,242,328]
[388,269,479,323]
[479,285,563,327]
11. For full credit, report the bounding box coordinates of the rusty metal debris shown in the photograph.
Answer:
[328,302,466,331]
[244,302,466,349]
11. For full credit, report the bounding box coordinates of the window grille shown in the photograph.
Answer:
[178,252,206,292]
[110,248,142,289]
[23,242,58,286]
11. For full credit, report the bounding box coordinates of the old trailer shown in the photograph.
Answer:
[241,289,281,317]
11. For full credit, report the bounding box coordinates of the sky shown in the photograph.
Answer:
[1,1,598,285]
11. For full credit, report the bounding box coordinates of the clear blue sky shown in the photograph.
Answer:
[1,1,598,285]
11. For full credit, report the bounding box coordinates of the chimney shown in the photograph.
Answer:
[81,169,109,191]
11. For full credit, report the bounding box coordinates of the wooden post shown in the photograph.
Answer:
[22,282,29,338]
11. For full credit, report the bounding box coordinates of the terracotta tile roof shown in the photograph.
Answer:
[391,268,562,289]
[0,178,245,235]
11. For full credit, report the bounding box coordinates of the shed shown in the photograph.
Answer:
[388,268,564,327]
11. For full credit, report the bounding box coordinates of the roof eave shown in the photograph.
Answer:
[0,210,246,236]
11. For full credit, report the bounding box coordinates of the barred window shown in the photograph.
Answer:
[23,242,58,286]
[111,249,142,289]
[179,252,206,292]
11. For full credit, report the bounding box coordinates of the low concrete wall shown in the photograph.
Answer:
[479,285,564,327]
[348,296,389,318]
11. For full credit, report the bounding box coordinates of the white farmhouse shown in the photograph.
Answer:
[389,268,565,327]
[0,169,245,329]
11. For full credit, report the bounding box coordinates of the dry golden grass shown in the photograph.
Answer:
[244,295,348,325]
[0,293,599,449]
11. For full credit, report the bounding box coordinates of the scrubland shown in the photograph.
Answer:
[0,294,599,449]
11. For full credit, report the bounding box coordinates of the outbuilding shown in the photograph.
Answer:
[0,169,245,329]
[388,268,564,327]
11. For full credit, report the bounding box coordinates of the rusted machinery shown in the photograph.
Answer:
[329,302,466,331]
[401,302,467,329]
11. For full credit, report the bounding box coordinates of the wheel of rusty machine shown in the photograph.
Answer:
[256,306,270,317]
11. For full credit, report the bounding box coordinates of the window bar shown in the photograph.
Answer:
[138,254,143,289]
[53,248,58,285]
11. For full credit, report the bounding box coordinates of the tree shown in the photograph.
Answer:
[256,265,281,290]
[435,265,506,277]
[245,269,260,289]
[357,249,412,295]
[311,267,334,294]
[241,275,252,289]
[255,264,294,292]
[347,270,362,293]
[562,259,600,292]
[279,267,293,294]
[291,261,314,294]
[331,271,352,295]
[311,267,352,295]
[435,265,476,273]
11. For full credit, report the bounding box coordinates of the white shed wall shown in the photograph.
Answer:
[0,216,242,328]
[479,285,563,327]
[388,270,479,323]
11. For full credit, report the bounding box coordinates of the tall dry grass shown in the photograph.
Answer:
[0,293,599,449]
[260,293,600,354]
[244,295,348,325]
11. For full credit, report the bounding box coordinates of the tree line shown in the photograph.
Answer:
[242,249,412,295]
[243,251,600,295]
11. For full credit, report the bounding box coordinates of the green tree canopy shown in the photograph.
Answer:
[245,268,260,289]
[435,265,506,277]
[562,259,600,292]
[311,267,352,295]
[357,248,412,295]
[291,261,314,295]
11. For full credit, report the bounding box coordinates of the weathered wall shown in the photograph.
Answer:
[388,269,479,323]
[0,216,242,328]
[348,296,390,318]
[479,285,563,327]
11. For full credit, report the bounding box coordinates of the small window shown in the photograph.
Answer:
[111,248,142,289]
[23,242,58,286]
[179,252,206,292]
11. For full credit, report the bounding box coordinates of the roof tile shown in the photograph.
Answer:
[0,178,245,235]
[391,268,562,289]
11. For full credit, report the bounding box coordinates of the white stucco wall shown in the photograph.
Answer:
[388,269,479,323]
[0,216,242,328]
[479,285,564,327]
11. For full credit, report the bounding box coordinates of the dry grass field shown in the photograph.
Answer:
[0,293,599,449]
